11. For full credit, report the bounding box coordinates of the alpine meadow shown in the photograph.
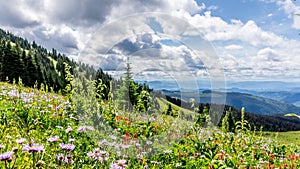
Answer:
[1,0,300,169]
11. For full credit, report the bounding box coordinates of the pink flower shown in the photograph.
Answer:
[48,136,59,143]
[23,143,44,153]
[59,143,75,151]
[0,152,13,161]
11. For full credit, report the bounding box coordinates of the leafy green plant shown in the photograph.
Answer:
[235,107,251,133]
[221,108,235,133]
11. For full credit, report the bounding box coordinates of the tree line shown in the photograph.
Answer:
[0,28,111,95]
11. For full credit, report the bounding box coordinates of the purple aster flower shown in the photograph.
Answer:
[56,104,62,111]
[57,153,64,161]
[66,126,73,133]
[16,138,26,144]
[48,135,59,143]
[8,90,18,97]
[110,135,117,140]
[77,126,86,133]
[0,152,13,161]
[99,150,108,156]
[120,144,130,149]
[86,126,94,131]
[110,159,127,169]
[59,143,75,151]
[87,152,94,158]
[57,154,74,164]
[22,97,31,103]
[23,143,44,153]
[87,148,109,162]
[99,139,109,146]
[77,126,95,133]
[64,154,74,164]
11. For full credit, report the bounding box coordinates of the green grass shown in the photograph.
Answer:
[48,56,57,69]
[156,97,195,116]
[263,131,300,145]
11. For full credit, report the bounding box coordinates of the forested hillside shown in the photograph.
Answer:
[164,95,300,132]
[0,28,111,94]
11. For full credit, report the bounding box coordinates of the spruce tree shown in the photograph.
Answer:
[2,42,24,82]
[23,50,38,87]
[0,40,4,78]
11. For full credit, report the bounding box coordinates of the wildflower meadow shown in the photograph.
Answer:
[0,77,299,169]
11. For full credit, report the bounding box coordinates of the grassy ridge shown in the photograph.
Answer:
[263,131,300,145]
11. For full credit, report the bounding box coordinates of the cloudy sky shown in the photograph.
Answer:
[1,0,300,84]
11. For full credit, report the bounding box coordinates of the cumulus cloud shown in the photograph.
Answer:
[255,48,281,62]
[0,0,41,28]
[109,33,162,55]
[45,0,119,27]
[224,45,243,50]
[261,0,300,29]
[1,0,300,81]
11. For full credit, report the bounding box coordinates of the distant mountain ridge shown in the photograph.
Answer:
[161,90,300,116]
[225,89,300,107]
[161,93,300,132]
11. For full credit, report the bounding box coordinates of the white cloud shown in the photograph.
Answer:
[255,48,281,62]
[207,5,218,11]
[293,16,300,29]
[224,45,243,50]
[277,0,300,18]
[1,0,300,81]
[276,0,300,29]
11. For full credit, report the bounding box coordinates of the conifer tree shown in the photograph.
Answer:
[0,40,4,78]
[2,42,24,82]
[222,108,236,132]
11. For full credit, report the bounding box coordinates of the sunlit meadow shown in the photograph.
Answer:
[0,76,300,169]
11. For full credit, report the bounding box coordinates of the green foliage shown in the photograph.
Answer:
[164,103,173,115]
[221,108,235,133]
[136,89,151,112]
[62,62,74,107]
[235,107,251,133]
[113,61,152,113]
[196,106,209,128]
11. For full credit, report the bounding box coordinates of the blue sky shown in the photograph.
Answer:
[0,0,300,83]
[199,0,300,39]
